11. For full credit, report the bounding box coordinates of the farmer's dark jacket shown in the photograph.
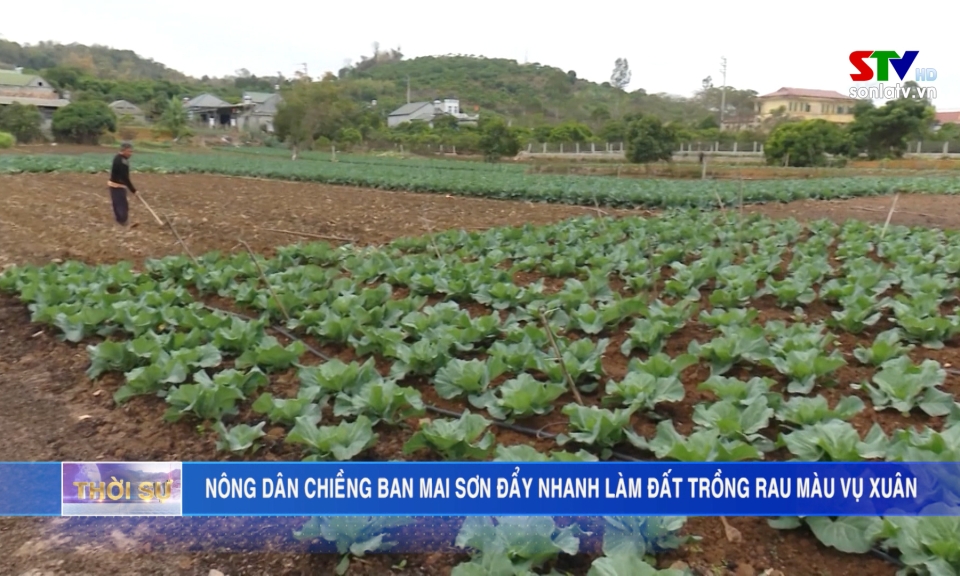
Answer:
[108,154,136,193]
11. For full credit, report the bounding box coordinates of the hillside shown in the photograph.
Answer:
[0,39,189,82]
[340,54,726,126]
[0,40,760,128]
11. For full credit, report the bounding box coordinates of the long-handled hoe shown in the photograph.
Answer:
[134,190,164,227]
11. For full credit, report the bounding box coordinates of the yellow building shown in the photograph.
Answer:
[756,87,857,124]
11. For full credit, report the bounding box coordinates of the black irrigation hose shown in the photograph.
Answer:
[870,546,904,568]
[203,304,909,567]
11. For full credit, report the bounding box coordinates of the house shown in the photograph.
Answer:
[109,100,146,124]
[720,114,760,131]
[755,87,858,124]
[184,93,242,128]
[0,69,71,132]
[934,111,960,128]
[237,91,281,133]
[387,98,479,128]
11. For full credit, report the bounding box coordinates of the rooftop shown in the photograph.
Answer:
[389,102,433,116]
[758,87,855,100]
[0,70,40,86]
[242,92,275,104]
[184,93,233,109]
[109,100,143,111]
[0,96,70,107]
[935,111,960,124]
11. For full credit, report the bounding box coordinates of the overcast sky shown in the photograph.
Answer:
[3,0,957,109]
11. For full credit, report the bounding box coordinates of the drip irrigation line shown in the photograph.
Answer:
[869,546,904,568]
[199,303,907,568]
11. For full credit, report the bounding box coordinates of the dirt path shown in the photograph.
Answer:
[2,173,948,575]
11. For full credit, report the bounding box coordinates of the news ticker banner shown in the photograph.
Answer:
[1,461,959,517]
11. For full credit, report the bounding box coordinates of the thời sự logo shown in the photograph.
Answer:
[61,462,183,516]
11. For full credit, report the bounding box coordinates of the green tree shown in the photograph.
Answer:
[158,96,190,140]
[764,119,852,167]
[478,116,521,162]
[548,121,593,143]
[0,102,44,143]
[624,115,678,165]
[274,78,364,159]
[936,123,960,142]
[847,98,934,158]
[51,100,116,144]
[598,119,626,142]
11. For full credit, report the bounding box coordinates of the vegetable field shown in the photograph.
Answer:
[4,150,960,208]
[4,190,960,574]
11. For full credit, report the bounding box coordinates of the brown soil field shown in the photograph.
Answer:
[1,172,957,576]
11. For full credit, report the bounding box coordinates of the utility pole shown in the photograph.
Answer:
[719,56,728,128]
[406,75,411,103]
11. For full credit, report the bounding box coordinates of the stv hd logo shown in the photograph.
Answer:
[848,51,937,100]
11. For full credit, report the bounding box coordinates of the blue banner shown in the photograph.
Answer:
[180,462,960,516]
[4,461,960,517]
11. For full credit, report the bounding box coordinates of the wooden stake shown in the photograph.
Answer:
[880,194,900,240]
[260,228,355,243]
[238,239,289,322]
[134,191,164,226]
[737,174,745,256]
[538,308,583,405]
[164,216,198,265]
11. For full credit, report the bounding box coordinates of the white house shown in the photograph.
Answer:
[387,98,479,128]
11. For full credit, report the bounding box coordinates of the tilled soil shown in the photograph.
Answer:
[2,172,953,576]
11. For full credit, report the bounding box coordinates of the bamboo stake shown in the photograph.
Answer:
[538,308,583,405]
[260,228,355,243]
[880,194,900,240]
[238,239,289,322]
[164,215,198,265]
[134,191,164,226]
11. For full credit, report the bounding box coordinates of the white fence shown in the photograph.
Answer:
[518,141,960,160]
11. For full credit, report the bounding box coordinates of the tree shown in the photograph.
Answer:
[478,116,521,162]
[274,78,367,159]
[0,102,44,143]
[610,58,631,91]
[610,58,632,118]
[547,121,593,143]
[764,119,852,167]
[158,96,190,140]
[847,98,934,159]
[598,119,626,142]
[624,115,678,165]
[51,100,116,144]
[937,123,960,142]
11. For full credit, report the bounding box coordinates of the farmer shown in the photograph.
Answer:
[108,142,138,226]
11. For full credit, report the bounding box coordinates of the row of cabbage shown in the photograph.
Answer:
[3,151,960,208]
[2,211,959,572]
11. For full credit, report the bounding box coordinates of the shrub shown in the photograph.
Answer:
[0,103,43,143]
[0,131,14,148]
[52,101,117,144]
